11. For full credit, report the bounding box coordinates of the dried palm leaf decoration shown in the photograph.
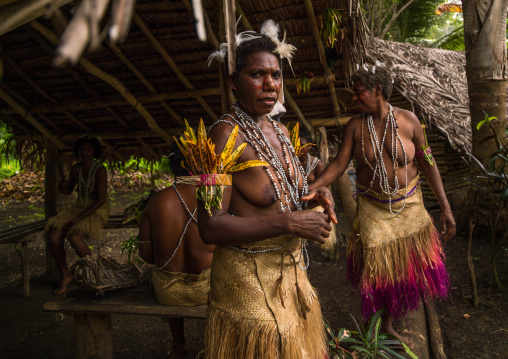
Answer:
[174,119,267,216]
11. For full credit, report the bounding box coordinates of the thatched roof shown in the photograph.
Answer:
[0,0,367,163]
[366,37,471,153]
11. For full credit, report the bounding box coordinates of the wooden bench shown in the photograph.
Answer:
[0,214,138,298]
[0,219,48,298]
[43,286,208,359]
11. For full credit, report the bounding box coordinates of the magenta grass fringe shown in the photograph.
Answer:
[347,255,450,321]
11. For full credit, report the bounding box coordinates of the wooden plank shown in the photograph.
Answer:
[0,222,47,244]
[74,313,113,359]
[44,294,208,318]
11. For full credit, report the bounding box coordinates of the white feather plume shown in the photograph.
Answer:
[236,31,261,47]
[207,31,261,66]
[260,19,280,41]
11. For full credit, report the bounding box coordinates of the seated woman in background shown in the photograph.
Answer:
[44,135,109,295]
[139,146,214,359]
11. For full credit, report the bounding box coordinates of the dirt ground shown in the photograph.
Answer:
[0,189,507,358]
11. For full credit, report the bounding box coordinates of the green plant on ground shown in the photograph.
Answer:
[121,233,143,265]
[325,309,417,359]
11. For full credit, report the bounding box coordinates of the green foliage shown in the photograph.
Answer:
[393,0,441,43]
[321,8,343,48]
[121,233,142,264]
[296,72,314,94]
[325,310,417,358]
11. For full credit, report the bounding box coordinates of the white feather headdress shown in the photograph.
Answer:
[207,19,297,76]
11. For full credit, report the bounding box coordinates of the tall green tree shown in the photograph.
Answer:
[463,0,508,162]
[362,0,440,41]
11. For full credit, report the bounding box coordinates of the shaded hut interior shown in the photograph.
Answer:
[0,0,471,208]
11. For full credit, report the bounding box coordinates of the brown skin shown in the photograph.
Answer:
[49,142,108,295]
[305,80,456,348]
[298,138,325,184]
[139,184,214,358]
[198,51,336,247]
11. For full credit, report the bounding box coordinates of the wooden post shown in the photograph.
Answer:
[74,313,113,359]
[215,0,233,114]
[15,242,30,298]
[336,162,356,227]
[315,127,329,164]
[45,140,57,271]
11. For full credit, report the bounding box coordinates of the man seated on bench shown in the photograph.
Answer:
[139,147,214,359]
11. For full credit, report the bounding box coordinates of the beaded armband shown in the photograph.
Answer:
[418,122,434,166]
[416,146,434,165]
[174,119,266,216]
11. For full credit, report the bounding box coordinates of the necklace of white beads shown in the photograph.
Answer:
[210,103,310,270]
[78,161,101,207]
[363,104,408,215]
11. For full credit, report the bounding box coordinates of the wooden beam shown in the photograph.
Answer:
[0,0,72,36]
[108,43,185,126]
[30,21,173,146]
[1,87,222,115]
[0,87,64,149]
[133,12,219,121]
[15,127,182,142]
[303,0,341,117]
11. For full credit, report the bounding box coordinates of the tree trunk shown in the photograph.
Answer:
[463,0,508,162]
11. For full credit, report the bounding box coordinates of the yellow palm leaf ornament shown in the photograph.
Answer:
[290,123,314,157]
[174,119,267,216]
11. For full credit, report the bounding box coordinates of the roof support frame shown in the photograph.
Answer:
[303,0,342,117]
[132,12,219,122]
[0,52,125,161]
[30,21,173,150]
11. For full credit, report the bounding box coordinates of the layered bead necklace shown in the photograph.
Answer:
[362,104,408,215]
[78,161,102,206]
[211,103,310,270]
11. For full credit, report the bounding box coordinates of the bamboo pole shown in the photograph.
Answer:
[303,0,341,117]
[133,12,218,121]
[181,0,219,49]
[30,21,173,146]
[108,43,185,126]
[0,87,64,149]
[216,0,233,113]
[0,0,73,36]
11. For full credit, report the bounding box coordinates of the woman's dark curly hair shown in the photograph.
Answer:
[226,36,282,81]
[168,140,190,177]
[299,127,313,143]
[351,64,394,100]
[73,135,102,159]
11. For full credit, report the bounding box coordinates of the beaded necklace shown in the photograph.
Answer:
[361,104,408,215]
[155,186,197,271]
[210,103,310,270]
[78,161,102,206]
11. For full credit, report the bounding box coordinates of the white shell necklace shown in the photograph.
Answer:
[210,103,310,270]
[365,104,408,215]
[78,161,101,206]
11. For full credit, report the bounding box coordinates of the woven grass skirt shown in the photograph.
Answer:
[44,195,110,242]
[204,235,327,359]
[348,176,450,321]
[152,267,210,307]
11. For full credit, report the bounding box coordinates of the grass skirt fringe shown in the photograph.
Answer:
[44,196,110,242]
[204,235,327,359]
[205,298,325,359]
[348,220,449,321]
